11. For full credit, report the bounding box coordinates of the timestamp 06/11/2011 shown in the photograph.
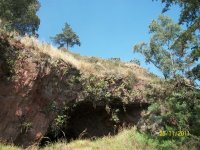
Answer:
[159,130,190,137]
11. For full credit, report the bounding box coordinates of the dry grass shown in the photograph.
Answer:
[20,36,96,75]
[0,127,186,150]
[0,144,22,150]
[20,36,157,82]
[41,127,158,150]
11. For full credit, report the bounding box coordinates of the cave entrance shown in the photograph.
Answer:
[40,101,148,146]
[67,102,116,139]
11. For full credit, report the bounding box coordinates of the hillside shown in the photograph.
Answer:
[0,0,199,149]
[1,30,199,150]
[0,31,160,148]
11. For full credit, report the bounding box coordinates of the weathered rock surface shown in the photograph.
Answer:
[0,33,149,147]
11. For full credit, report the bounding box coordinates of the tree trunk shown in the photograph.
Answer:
[67,42,69,50]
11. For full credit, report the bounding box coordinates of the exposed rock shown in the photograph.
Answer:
[0,33,149,147]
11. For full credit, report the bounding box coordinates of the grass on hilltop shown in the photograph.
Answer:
[20,36,158,83]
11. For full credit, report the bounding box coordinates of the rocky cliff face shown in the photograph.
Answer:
[0,32,150,147]
[0,33,83,146]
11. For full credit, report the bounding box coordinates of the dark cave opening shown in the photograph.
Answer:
[40,101,148,146]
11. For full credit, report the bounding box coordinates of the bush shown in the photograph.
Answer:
[138,76,200,148]
[129,59,140,65]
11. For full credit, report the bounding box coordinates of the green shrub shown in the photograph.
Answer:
[0,32,19,80]
[138,76,200,148]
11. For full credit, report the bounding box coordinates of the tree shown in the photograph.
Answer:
[154,0,200,80]
[0,0,40,36]
[133,15,197,79]
[155,0,200,26]
[51,23,81,49]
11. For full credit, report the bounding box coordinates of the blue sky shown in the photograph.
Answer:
[37,0,180,77]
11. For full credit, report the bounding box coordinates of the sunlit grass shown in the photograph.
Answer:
[0,127,196,150]
[0,144,22,150]
[40,127,181,150]
[20,36,157,82]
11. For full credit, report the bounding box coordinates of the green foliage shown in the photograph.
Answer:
[188,64,200,81]
[188,46,200,81]
[49,103,70,138]
[0,0,40,35]
[156,0,200,26]
[138,77,200,148]
[81,75,110,102]
[41,101,57,114]
[191,46,200,62]
[0,33,19,80]
[110,109,120,123]
[51,22,81,49]
[134,15,197,79]
[54,115,67,127]
[0,53,16,79]
[80,75,134,105]
[154,0,200,81]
